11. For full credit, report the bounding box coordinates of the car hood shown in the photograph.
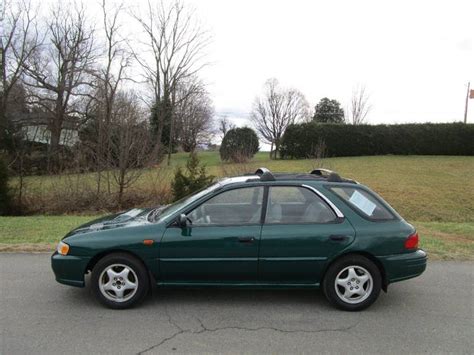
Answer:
[64,208,154,238]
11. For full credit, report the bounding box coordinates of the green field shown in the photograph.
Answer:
[1,153,473,259]
[13,153,474,222]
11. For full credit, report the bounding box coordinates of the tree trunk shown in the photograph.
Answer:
[0,98,10,150]
[167,114,174,166]
[152,123,164,162]
[118,183,124,209]
[96,116,104,194]
[274,141,280,160]
[117,165,126,209]
[48,123,62,172]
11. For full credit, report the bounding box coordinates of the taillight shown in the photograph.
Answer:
[404,232,419,250]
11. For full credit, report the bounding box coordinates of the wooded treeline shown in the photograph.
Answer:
[0,0,214,187]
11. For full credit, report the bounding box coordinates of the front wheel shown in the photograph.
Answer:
[91,253,149,309]
[323,255,381,311]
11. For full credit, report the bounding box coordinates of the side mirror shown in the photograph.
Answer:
[177,213,188,228]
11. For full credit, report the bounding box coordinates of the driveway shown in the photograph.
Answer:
[1,253,473,354]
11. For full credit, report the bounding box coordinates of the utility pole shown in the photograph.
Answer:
[464,82,470,124]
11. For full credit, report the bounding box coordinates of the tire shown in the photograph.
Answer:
[91,253,149,309]
[323,255,381,311]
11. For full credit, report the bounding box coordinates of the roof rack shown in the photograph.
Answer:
[310,168,358,184]
[310,168,343,182]
[247,167,356,184]
[254,167,275,181]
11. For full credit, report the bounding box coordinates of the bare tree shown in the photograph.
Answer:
[217,115,235,139]
[22,2,96,170]
[109,91,151,208]
[174,78,214,152]
[133,0,210,161]
[251,78,309,159]
[349,85,371,125]
[0,0,41,147]
[92,0,131,193]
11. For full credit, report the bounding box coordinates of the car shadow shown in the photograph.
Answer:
[145,286,333,310]
[67,274,396,312]
[70,274,333,310]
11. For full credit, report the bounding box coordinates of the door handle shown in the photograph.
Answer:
[329,235,348,242]
[238,236,255,243]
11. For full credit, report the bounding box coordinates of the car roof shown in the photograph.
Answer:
[223,168,358,185]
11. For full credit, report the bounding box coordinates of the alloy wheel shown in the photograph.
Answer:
[98,264,139,303]
[334,265,373,304]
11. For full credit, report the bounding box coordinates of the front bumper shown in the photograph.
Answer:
[51,252,91,287]
[378,249,427,284]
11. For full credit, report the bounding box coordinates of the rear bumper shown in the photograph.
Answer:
[51,252,91,287]
[378,249,427,284]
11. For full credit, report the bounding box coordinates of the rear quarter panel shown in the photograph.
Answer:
[319,183,425,283]
[319,183,416,256]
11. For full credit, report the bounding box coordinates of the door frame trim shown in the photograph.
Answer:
[301,184,345,218]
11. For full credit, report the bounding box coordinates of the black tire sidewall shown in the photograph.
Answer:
[91,253,149,309]
[323,255,381,311]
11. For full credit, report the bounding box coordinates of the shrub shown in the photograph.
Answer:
[0,158,11,215]
[220,127,259,162]
[172,152,214,200]
[280,122,474,158]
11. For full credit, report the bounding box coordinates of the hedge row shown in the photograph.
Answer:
[280,122,474,158]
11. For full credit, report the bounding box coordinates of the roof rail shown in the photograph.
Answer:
[310,168,343,182]
[254,167,275,181]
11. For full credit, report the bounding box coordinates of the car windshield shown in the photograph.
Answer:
[151,181,223,223]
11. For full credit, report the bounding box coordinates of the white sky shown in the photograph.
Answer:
[23,0,474,128]
[184,0,474,125]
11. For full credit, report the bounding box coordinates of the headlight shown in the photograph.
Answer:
[57,241,70,256]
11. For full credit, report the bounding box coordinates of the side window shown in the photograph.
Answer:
[187,187,263,225]
[330,187,394,220]
[266,186,337,224]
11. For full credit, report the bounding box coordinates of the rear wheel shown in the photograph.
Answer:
[323,255,381,311]
[91,253,149,309]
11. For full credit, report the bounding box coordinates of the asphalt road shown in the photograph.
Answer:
[1,254,473,354]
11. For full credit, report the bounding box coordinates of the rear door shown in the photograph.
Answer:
[160,186,264,284]
[258,185,355,284]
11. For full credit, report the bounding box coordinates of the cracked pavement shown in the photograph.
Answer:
[1,254,473,354]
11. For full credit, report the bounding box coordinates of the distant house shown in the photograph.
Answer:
[196,142,211,151]
[11,112,79,146]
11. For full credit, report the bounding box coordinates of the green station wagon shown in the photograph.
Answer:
[52,168,427,311]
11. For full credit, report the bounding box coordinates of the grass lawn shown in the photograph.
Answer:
[0,215,98,252]
[2,153,474,258]
[416,222,473,260]
[16,153,474,222]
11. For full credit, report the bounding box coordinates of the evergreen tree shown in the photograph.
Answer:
[172,152,214,200]
[313,98,345,123]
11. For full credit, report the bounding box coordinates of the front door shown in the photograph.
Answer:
[258,185,355,284]
[160,186,264,284]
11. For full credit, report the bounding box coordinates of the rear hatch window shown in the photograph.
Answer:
[329,186,395,221]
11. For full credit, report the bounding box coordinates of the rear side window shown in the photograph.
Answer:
[330,187,395,221]
[266,186,337,224]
